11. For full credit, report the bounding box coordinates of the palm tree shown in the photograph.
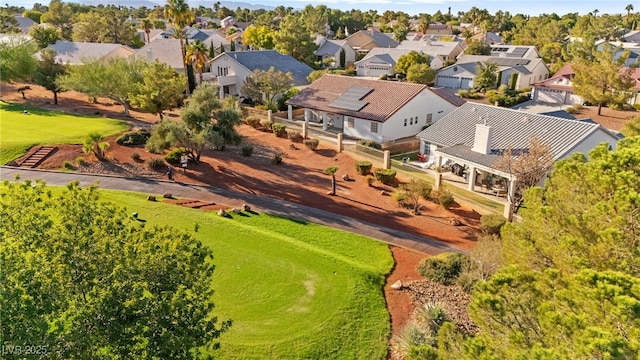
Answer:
[325,166,338,196]
[592,9,599,18]
[185,39,208,84]
[164,0,194,95]
[141,18,153,44]
[626,4,634,28]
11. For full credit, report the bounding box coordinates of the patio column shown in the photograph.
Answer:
[503,179,516,221]
[267,109,273,122]
[419,140,425,154]
[434,155,443,190]
[288,105,293,121]
[304,108,310,124]
[383,150,391,169]
[467,166,477,191]
[219,86,224,99]
[302,122,308,139]
[336,133,343,153]
[322,112,328,130]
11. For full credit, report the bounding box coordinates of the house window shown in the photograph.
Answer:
[426,113,433,125]
[404,119,407,126]
[370,121,378,133]
[347,117,354,128]
[424,142,432,155]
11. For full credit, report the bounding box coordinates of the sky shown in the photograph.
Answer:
[6,0,636,17]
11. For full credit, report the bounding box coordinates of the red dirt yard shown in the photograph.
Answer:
[3,83,481,337]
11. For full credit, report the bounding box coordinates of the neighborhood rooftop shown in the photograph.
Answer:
[216,50,313,86]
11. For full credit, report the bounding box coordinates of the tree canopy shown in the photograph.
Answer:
[0,179,231,358]
[395,50,430,75]
[131,61,186,120]
[474,61,498,90]
[242,25,275,50]
[34,48,67,105]
[273,14,317,66]
[0,38,38,83]
[240,67,294,111]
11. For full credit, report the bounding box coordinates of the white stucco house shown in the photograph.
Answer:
[285,74,466,143]
[37,40,134,65]
[354,48,425,77]
[416,102,619,216]
[396,39,465,70]
[314,36,357,68]
[207,50,313,98]
[530,63,583,105]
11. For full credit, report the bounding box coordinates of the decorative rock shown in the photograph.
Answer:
[242,204,251,211]
[380,190,387,196]
[342,174,350,181]
[232,207,241,214]
[217,209,229,217]
[147,195,156,201]
[163,193,173,199]
[391,280,403,290]
[131,212,138,219]
[449,218,462,226]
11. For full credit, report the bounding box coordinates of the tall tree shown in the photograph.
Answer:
[241,25,275,50]
[185,39,209,84]
[0,180,231,358]
[0,39,38,83]
[29,24,60,49]
[274,14,317,66]
[626,4,634,28]
[72,11,108,43]
[57,57,147,116]
[406,63,436,84]
[0,8,20,33]
[572,43,634,115]
[474,61,498,90]
[40,0,73,40]
[325,166,338,195]
[395,50,430,75]
[102,6,136,46]
[621,116,640,137]
[164,0,195,95]
[34,48,67,105]
[464,39,491,55]
[240,67,294,111]
[140,18,154,44]
[131,61,185,120]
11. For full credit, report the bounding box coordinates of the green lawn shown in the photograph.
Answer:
[0,101,129,165]
[97,189,394,359]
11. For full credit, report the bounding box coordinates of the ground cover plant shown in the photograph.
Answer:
[71,187,394,358]
[0,101,128,164]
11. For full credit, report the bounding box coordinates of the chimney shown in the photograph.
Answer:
[472,123,493,155]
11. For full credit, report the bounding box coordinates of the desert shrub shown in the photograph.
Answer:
[145,135,171,154]
[456,89,481,99]
[365,176,375,186]
[303,138,319,150]
[480,214,507,236]
[75,157,86,166]
[288,131,303,143]
[486,86,529,107]
[392,189,408,207]
[633,103,640,111]
[417,252,469,285]
[414,301,448,335]
[164,148,189,164]
[131,152,141,161]
[431,188,454,210]
[146,158,165,171]
[245,116,261,128]
[374,168,397,185]
[343,66,356,76]
[391,322,435,360]
[260,120,273,130]
[271,152,283,164]
[456,234,503,291]
[62,160,74,170]
[241,145,254,157]
[272,123,287,137]
[355,160,373,175]
[116,130,151,146]
[357,139,382,150]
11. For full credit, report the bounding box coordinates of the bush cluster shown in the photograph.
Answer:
[245,116,261,128]
[146,158,165,171]
[303,139,319,150]
[354,160,373,175]
[241,145,254,157]
[480,214,507,236]
[272,123,287,137]
[131,152,141,161]
[260,120,273,130]
[288,131,303,143]
[456,89,481,99]
[416,252,469,285]
[374,168,397,185]
[431,188,454,210]
[486,86,529,107]
[357,140,382,150]
[116,130,151,146]
[164,148,188,164]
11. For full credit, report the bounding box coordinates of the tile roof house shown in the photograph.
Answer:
[36,40,134,65]
[416,102,619,213]
[132,39,185,72]
[354,48,431,77]
[397,39,465,69]
[435,54,549,90]
[345,29,399,57]
[423,24,453,35]
[207,50,313,98]
[285,74,465,143]
[314,36,357,68]
[15,14,36,34]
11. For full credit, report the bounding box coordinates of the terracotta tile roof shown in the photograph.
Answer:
[286,75,464,122]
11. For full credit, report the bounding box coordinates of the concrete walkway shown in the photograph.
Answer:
[1,166,463,255]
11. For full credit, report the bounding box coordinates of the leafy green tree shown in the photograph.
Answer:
[72,11,108,43]
[242,25,275,50]
[147,83,242,162]
[0,39,38,83]
[22,9,43,24]
[131,61,185,120]
[29,24,60,49]
[185,39,209,84]
[474,61,498,90]
[0,180,231,358]
[573,43,634,115]
[165,0,195,95]
[82,132,110,160]
[57,57,147,116]
[464,39,491,55]
[621,116,640,137]
[325,166,338,195]
[393,26,408,42]
[274,14,317,66]
[0,8,20,33]
[307,69,330,83]
[34,48,67,105]
[406,63,436,84]
[240,67,294,111]
[399,179,432,214]
[140,18,154,44]
[395,50,430,75]
[103,5,137,46]
[40,0,73,40]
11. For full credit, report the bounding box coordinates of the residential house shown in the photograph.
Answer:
[354,48,424,77]
[468,31,504,46]
[314,36,357,68]
[133,39,184,72]
[435,54,549,90]
[36,40,134,65]
[397,38,465,69]
[207,50,313,98]
[285,74,465,143]
[595,40,640,66]
[423,24,453,35]
[416,102,619,216]
[622,30,640,43]
[345,29,399,58]
[15,14,36,34]
[220,16,236,29]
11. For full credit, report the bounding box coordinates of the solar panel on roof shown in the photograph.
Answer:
[328,86,373,111]
[507,47,528,58]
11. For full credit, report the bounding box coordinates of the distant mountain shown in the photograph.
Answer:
[190,1,275,11]
[14,0,275,11]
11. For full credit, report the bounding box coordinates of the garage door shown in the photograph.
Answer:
[436,75,459,88]
[537,89,565,104]
[460,77,473,89]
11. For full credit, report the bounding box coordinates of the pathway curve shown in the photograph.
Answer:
[1,166,462,255]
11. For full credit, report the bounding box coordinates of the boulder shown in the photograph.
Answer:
[217,209,229,217]
[391,280,403,290]
[232,207,241,214]
[449,218,462,226]
[163,193,173,199]
[147,195,156,201]
[242,204,251,211]
[342,174,350,181]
